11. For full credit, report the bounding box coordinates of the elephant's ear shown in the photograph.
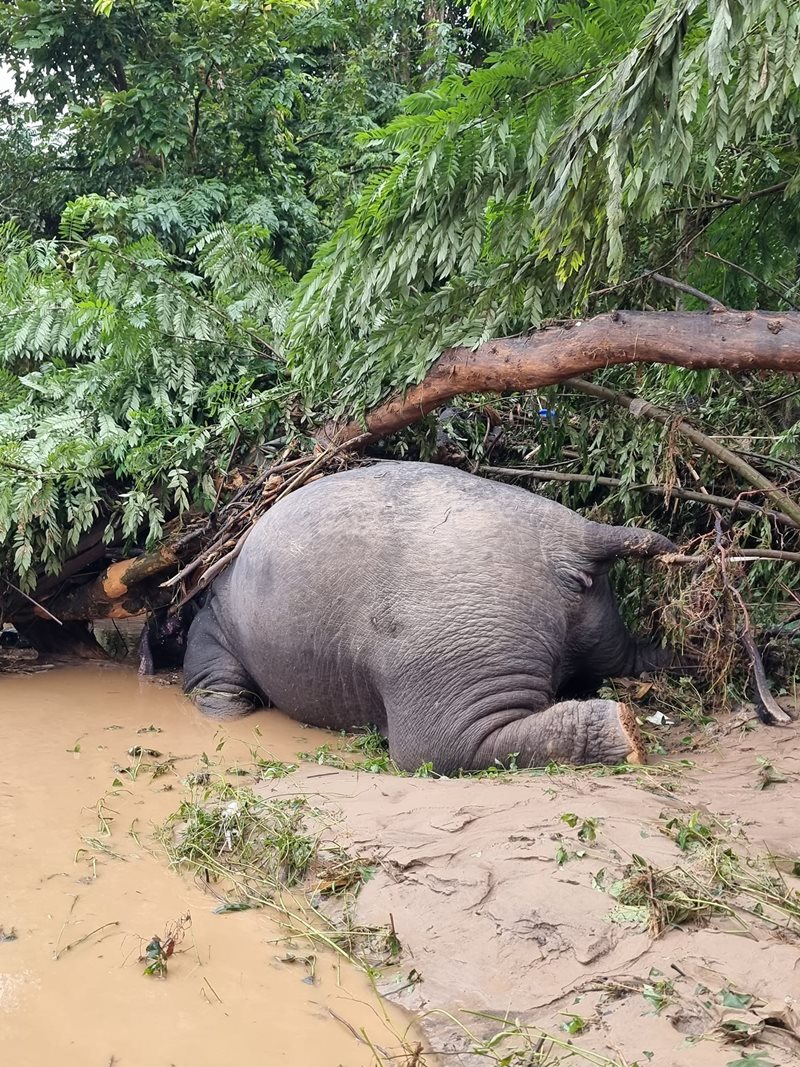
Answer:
[584,522,676,568]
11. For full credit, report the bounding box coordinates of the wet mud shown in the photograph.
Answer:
[0,665,417,1066]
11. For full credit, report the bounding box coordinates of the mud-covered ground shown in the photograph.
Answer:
[2,660,798,1067]
[261,717,800,1066]
[0,665,420,1066]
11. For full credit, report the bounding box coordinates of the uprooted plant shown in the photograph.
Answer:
[607,813,800,941]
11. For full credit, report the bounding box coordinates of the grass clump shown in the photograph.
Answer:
[440,1010,634,1067]
[252,757,298,781]
[610,856,724,936]
[160,780,401,970]
[163,783,318,891]
[300,727,402,774]
[609,813,800,941]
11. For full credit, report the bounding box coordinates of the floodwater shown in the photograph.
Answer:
[0,665,419,1066]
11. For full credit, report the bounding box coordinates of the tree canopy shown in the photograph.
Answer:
[1,0,485,586]
[287,0,800,411]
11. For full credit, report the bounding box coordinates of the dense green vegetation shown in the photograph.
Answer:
[1,0,485,580]
[1,0,798,682]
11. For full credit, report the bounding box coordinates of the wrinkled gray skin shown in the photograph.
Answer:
[184,462,677,773]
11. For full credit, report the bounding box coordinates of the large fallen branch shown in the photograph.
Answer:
[30,551,177,622]
[320,309,800,446]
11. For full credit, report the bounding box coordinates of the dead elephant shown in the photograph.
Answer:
[184,462,679,773]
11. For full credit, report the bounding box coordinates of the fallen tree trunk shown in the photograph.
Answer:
[20,547,177,624]
[319,309,800,446]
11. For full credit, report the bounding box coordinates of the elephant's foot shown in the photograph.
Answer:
[183,605,261,720]
[450,698,648,773]
[616,702,646,764]
[186,681,261,719]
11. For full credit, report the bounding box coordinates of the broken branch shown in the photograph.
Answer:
[319,310,800,448]
[740,632,793,724]
[648,272,727,310]
[564,377,800,529]
[480,466,798,528]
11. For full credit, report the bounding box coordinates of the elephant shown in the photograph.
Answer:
[183,461,680,773]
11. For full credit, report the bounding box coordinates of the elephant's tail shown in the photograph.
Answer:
[585,521,675,566]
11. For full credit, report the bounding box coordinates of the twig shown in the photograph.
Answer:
[649,272,727,311]
[656,549,800,565]
[702,180,789,209]
[587,205,741,301]
[327,1009,372,1047]
[164,508,264,589]
[53,921,120,960]
[213,430,241,511]
[185,529,253,598]
[273,434,370,505]
[735,450,800,478]
[162,456,315,589]
[710,515,793,726]
[728,548,800,563]
[705,251,799,310]
[52,894,79,959]
[740,632,793,724]
[203,976,223,1003]
[3,578,62,625]
[173,434,371,603]
[480,466,797,528]
[564,378,800,529]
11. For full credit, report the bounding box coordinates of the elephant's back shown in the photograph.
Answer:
[241,461,575,555]
[227,461,585,618]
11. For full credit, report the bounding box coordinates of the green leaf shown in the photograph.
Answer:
[720,989,756,1010]
[561,1014,588,1035]
[726,1054,776,1067]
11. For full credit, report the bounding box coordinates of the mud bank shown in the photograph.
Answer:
[3,664,798,1067]
[255,719,800,1066]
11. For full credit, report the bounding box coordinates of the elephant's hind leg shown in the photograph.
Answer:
[388,697,645,775]
[183,606,261,719]
[468,699,645,770]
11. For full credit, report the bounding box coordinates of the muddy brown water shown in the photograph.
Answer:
[1,665,418,1066]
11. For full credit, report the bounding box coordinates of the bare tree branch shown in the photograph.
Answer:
[479,466,798,529]
[649,272,727,310]
[563,377,800,529]
[319,310,800,452]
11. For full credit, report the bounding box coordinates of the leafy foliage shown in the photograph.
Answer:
[0,0,483,252]
[286,0,800,412]
[0,0,487,589]
[0,215,289,585]
[0,0,798,687]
